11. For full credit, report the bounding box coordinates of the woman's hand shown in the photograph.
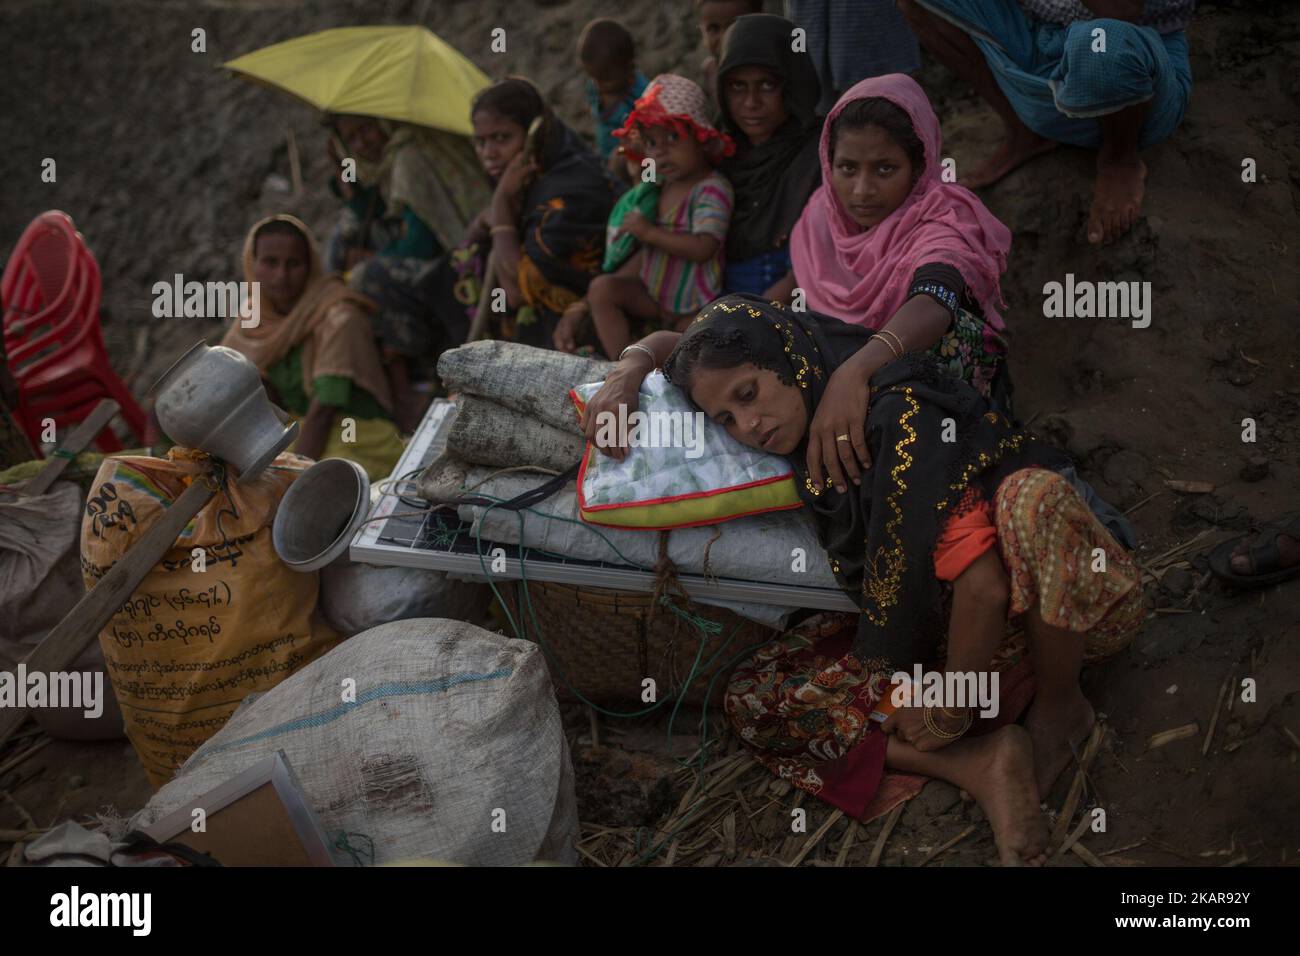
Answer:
[581,360,651,460]
[492,151,539,216]
[805,347,882,492]
[554,301,589,353]
[882,705,970,752]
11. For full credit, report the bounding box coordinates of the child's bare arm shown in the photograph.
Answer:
[639,226,719,262]
[621,208,721,263]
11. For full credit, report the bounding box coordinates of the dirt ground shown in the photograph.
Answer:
[1,0,1296,866]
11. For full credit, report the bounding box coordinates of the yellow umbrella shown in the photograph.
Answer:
[223,25,489,136]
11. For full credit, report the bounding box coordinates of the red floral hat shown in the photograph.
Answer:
[614,73,735,165]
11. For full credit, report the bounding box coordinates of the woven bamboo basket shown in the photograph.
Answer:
[510,580,763,707]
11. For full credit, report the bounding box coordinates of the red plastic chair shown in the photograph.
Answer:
[2,212,146,453]
[2,212,80,369]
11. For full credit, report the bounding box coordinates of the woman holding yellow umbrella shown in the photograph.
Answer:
[224,26,493,428]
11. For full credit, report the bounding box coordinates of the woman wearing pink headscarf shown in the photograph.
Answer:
[776,73,1015,487]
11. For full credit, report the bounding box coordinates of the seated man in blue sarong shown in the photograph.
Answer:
[898,0,1193,245]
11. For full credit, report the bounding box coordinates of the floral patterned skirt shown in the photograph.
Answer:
[724,468,1146,821]
[925,306,1009,410]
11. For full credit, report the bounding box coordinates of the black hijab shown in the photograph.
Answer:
[664,294,1069,669]
[717,14,823,262]
[520,118,618,300]
[472,77,618,324]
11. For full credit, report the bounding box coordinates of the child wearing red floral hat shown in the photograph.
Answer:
[554,74,735,359]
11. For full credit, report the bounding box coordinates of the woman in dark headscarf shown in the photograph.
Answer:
[715,14,823,297]
[583,295,1145,864]
[448,77,620,349]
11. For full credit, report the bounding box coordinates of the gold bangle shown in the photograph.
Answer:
[922,705,971,740]
[872,332,901,360]
[618,343,656,366]
[878,328,906,356]
[490,224,517,237]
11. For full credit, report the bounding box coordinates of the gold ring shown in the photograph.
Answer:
[835,434,851,442]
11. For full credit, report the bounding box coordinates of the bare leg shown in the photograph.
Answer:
[1022,606,1095,798]
[1088,102,1149,244]
[897,0,1056,188]
[945,550,1009,674]
[588,274,664,360]
[886,727,1048,865]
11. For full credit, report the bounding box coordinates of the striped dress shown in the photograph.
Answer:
[639,172,733,314]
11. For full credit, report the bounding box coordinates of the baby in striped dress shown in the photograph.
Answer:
[553,74,735,360]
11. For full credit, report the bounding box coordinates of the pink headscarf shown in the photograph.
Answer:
[789,74,1011,330]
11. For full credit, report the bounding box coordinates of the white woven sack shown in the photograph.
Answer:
[130,618,577,866]
[318,564,490,637]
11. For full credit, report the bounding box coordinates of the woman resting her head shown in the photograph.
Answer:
[715,13,823,298]
[778,73,1014,410]
[583,295,1145,865]
[453,76,618,349]
[221,214,405,482]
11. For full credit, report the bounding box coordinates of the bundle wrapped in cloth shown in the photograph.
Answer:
[446,397,585,473]
[436,341,614,473]
[438,340,615,435]
[423,342,842,629]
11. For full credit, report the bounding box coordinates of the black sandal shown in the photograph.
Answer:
[1208,512,1300,589]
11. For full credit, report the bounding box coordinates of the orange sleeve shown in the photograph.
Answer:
[933,496,997,582]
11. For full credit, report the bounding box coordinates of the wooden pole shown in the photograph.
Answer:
[465,252,498,343]
[21,399,118,497]
[286,128,303,197]
[0,476,218,750]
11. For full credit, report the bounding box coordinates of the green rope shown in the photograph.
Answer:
[656,598,723,635]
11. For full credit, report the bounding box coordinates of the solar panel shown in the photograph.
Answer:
[350,399,858,612]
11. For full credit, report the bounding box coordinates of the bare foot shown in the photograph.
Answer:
[1087,153,1146,244]
[1026,692,1095,800]
[1230,532,1300,575]
[962,123,1057,190]
[963,726,1050,866]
